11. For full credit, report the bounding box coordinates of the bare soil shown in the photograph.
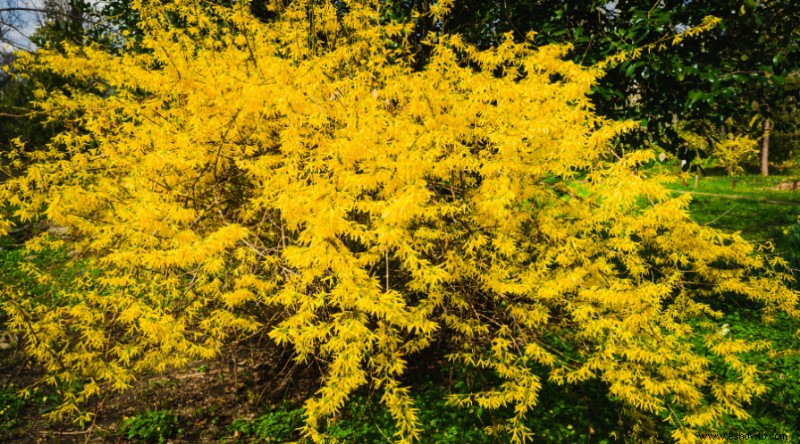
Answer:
[772,181,800,191]
[0,336,320,443]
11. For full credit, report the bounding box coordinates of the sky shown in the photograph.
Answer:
[1,0,45,51]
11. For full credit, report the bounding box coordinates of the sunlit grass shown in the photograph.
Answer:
[660,167,800,242]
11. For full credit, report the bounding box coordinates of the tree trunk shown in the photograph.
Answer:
[69,0,85,44]
[761,117,771,176]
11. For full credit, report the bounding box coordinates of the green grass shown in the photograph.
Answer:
[663,172,800,242]
[671,172,800,197]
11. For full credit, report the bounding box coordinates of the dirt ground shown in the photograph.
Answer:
[0,336,321,443]
[773,181,800,191]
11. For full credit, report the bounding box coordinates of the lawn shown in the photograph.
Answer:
[663,169,800,242]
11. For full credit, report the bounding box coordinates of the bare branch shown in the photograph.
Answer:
[0,7,51,14]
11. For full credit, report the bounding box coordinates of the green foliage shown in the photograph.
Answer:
[713,311,800,438]
[428,1,800,153]
[228,392,494,444]
[229,404,304,442]
[0,241,123,424]
[0,68,66,173]
[776,219,800,271]
[0,242,79,299]
[228,379,622,444]
[324,393,488,444]
[119,409,181,444]
[0,384,70,439]
[0,386,27,435]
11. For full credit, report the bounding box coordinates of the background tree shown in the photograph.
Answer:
[715,134,760,188]
[392,1,800,169]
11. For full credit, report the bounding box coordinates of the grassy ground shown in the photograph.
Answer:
[663,168,800,242]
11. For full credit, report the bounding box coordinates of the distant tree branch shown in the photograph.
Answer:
[0,7,90,23]
[1,19,34,40]
[0,7,49,14]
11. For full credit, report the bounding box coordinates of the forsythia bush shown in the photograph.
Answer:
[715,135,760,177]
[0,1,797,442]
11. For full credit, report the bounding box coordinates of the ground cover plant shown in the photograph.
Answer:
[0,386,27,436]
[227,382,620,444]
[0,1,799,443]
[119,409,181,443]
